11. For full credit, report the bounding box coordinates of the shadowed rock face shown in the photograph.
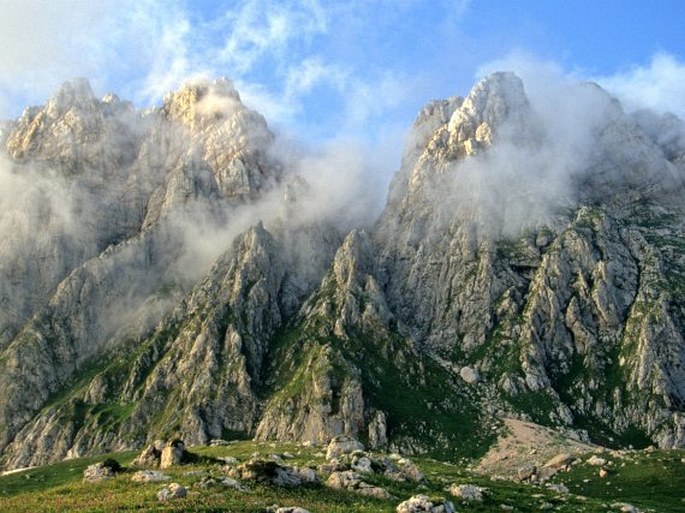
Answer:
[1,72,684,470]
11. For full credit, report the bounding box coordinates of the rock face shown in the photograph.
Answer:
[1,71,685,469]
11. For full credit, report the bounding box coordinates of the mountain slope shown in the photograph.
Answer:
[1,72,684,470]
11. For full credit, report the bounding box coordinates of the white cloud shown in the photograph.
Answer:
[596,53,685,119]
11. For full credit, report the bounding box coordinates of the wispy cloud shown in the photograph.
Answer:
[596,53,685,119]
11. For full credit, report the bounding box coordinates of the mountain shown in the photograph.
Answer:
[0,72,684,471]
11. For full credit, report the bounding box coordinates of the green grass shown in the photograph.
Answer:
[2,442,682,512]
[550,449,685,512]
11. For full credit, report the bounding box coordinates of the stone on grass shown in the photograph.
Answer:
[543,453,573,470]
[157,482,187,501]
[210,439,230,446]
[546,483,569,494]
[160,440,186,469]
[611,503,639,513]
[131,470,171,482]
[396,494,456,513]
[517,464,536,481]
[266,507,312,513]
[448,483,485,501]
[351,455,373,473]
[326,435,364,460]
[326,470,391,499]
[228,459,318,487]
[587,455,607,466]
[83,462,115,482]
[397,458,425,482]
[460,366,480,384]
[132,444,161,468]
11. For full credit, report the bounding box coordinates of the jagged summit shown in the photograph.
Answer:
[0,73,684,471]
[163,77,243,127]
[45,77,96,116]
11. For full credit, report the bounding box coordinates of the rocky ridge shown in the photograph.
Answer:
[0,71,684,470]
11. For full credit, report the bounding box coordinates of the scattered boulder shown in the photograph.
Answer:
[599,467,609,478]
[517,464,536,481]
[326,470,391,499]
[611,503,640,513]
[326,435,364,460]
[219,476,247,490]
[448,483,485,501]
[397,458,425,482]
[266,507,312,513]
[460,366,480,384]
[587,455,607,466]
[228,459,318,487]
[210,439,230,446]
[132,444,161,468]
[83,462,116,482]
[160,440,187,469]
[543,453,573,470]
[351,455,373,473]
[219,456,239,465]
[157,482,187,501]
[131,470,171,483]
[546,483,569,494]
[194,476,247,491]
[396,494,456,513]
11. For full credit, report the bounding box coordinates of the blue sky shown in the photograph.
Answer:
[1,0,684,149]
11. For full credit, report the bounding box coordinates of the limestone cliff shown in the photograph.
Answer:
[1,72,684,470]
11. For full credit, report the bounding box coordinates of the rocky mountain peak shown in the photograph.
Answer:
[0,72,684,473]
[449,71,528,131]
[162,77,243,129]
[44,77,97,118]
[443,71,536,159]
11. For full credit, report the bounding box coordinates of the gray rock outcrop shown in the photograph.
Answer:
[1,70,684,470]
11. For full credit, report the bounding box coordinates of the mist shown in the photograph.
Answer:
[0,75,397,357]
[400,56,685,242]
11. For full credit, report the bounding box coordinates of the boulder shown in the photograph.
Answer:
[611,503,639,513]
[228,459,318,487]
[587,455,607,466]
[266,507,313,513]
[326,435,364,460]
[517,464,536,481]
[160,440,186,469]
[543,453,573,470]
[83,462,115,482]
[132,444,161,468]
[326,470,391,499]
[546,483,569,494]
[396,495,456,513]
[131,470,171,482]
[351,455,373,473]
[397,458,425,482]
[459,366,480,384]
[210,439,230,446]
[448,483,485,501]
[194,476,247,491]
[157,482,187,501]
